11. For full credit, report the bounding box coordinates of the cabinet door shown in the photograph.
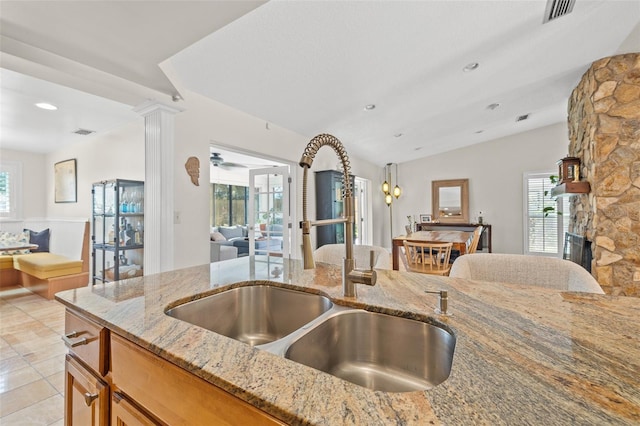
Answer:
[65,355,109,426]
[112,392,160,426]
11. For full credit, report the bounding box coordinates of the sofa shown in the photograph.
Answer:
[210,243,238,263]
[0,219,90,299]
[449,253,604,294]
[210,225,283,259]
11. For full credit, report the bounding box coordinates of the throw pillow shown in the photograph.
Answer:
[24,228,50,253]
[210,231,226,242]
[0,230,31,255]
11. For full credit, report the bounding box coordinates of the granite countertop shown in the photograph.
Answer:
[55,256,640,425]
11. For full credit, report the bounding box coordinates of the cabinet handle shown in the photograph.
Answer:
[62,331,88,348]
[84,392,99,406]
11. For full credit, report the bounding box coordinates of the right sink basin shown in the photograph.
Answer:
[284,310,456,392]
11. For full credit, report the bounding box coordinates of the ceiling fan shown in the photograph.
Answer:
[209,152,248,169]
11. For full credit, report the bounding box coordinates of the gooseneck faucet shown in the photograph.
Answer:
[300,134,376,297]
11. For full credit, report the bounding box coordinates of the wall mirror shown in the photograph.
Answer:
[432,179,469,223]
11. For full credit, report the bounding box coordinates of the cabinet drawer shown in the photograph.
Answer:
[64,310,109,376]
[111,334,286,426]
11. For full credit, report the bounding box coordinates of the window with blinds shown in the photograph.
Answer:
[0,162,22,219]
[524,172,569,256]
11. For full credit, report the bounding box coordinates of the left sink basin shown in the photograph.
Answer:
[166,285,333,346]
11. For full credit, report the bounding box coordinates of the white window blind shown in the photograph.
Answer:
[524,172,569,256]
[0,162,22,219]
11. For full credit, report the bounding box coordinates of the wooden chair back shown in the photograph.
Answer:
[402,241,453,276]
[466,226,483,254]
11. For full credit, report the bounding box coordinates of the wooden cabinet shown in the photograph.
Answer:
[65,354,109,426]
[64,310,110,426]
[110,334,286,425]
[315,170,355,248]
[63,307,286,425]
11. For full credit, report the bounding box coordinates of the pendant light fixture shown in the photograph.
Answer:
[393,164,402,198]
[382,163,401,244]
[381,163,401,204]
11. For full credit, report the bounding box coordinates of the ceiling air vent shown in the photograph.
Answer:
[543,0,576,23]
[72,128,96,136]
[516,114,530,122]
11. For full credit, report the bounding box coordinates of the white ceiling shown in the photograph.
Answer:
[1,0,638,165]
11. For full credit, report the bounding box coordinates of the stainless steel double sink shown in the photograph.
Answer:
[166,285,456,393]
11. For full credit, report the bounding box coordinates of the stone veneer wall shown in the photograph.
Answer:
[567,53,640,296]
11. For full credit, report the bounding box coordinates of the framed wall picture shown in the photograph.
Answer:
[54,159,77,203]
[420,214,432,223]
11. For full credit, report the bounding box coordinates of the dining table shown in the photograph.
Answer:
[392,230,473,270]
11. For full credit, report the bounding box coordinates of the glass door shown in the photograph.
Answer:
[354,177,371,245]
[249,166,290,258]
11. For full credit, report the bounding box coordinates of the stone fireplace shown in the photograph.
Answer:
[567,53,640,296]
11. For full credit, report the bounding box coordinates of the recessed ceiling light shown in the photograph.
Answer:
[486,103,501,110]
[462,62,479,72]
[516,114,530,122]
[364,104,376,111]
[414,147,423,151]
[475,130,485,134]
[394,133,403,138]
[35,102,58,110]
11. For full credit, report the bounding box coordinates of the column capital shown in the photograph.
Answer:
[133,100,184,117]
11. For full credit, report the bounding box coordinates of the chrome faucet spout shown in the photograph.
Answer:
[299,134,376,297]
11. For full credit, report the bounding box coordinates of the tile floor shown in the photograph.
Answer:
[0,286,66,426]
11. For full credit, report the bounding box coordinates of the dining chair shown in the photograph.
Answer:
[466,226,484,254]
[402,241,453,276]
[450,225,483,263]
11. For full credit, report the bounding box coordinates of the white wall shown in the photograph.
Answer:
[45,120,145,220]
[173,91,385,269]
[394,122,570,254]
[0,149,47,219]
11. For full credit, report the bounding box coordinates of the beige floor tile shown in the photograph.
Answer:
[48,321,65,335]
[0,379,58,417]
[0,344,19,360]
[0,320,43,337]
[0,287,32,300]
[48,419,64,426]
[0,356,29,376]
[32,355,65,378]
[45,371,65,395]
[12,333,63,356]
[0,365,42,393]
[0,394,64,425]
[18,304,63,320]
[22,340,67,364]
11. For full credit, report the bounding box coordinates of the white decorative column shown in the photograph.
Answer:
[134,101,183,275]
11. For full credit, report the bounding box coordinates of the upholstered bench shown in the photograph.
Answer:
[15,253,83,279]
[0,220,90,299]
